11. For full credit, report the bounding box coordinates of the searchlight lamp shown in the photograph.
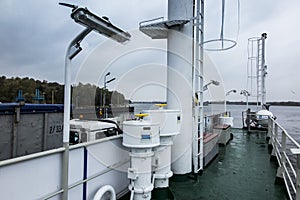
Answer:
[240,89,250,97]
[203,80,220,91]
[226,89,237,96]
[224,89,237,112]
[59,4,130,199]
[59,3,131,43]
[240,89,250,109]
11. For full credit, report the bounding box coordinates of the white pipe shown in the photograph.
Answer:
[62,28,92,200]
[63,28,92,143]
[192,0,200,174]
[130,187,134,200]
[93,185,116,200]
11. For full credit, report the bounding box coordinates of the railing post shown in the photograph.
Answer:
[272,124,278,153]
[296,154,300,200]
[291,149,300,200]
[267,117,271,139]
[267,118,274,152]
[281,131,287,165]
[276,131,286,183]
[275,124,278,143]
[269,118,273,141]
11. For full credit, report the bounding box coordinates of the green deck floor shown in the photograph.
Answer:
[168,129,288,200]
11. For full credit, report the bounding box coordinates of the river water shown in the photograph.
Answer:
[226,104,300,136]
[131,103,300,141]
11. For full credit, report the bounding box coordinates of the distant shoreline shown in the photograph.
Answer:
[209,101,300,107]
[131,101,300,107]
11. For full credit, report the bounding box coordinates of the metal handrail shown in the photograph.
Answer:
[0,134,122,167]
[0,134,127,199]
[268,117,300,200]
[139,17,164,27]
[43,158,129,200]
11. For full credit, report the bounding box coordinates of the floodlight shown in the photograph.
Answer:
[240,89,250,109]
[240,89,250,96]
[224,89,237,112]
[211,80,220,86]
[203,80,220,91]
[59,4,129,199]
[226,89,237,96]
[60,3,131,43]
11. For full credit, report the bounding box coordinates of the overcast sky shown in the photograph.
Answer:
[0,0,299,102]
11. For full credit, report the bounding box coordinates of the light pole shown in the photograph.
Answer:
[240,89,250,109]
[203,80,220,91]
[224,89,237,113]
[59,3,130,200]
[103,72,116,118]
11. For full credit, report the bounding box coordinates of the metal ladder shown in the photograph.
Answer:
[247,33,267,109]
[192,0,204,174]
[256,39,263,107]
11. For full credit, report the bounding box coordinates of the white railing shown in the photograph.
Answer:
[268,117,300,200]
[0,135,129,200]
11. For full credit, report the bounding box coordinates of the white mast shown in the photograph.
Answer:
[260,33,267,108]
[167,0,194,174]
[139,0,204,174]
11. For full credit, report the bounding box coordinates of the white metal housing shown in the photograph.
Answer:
[144,109,180,187]
[123,120,160,200]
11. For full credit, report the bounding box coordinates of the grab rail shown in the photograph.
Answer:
[268,117,300,200]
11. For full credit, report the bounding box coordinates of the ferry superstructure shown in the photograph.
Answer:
[0,1,299,200]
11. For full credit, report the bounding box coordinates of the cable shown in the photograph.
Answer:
[220,0,225,48]
[201,0,241,51]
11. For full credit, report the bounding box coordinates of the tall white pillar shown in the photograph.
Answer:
[167,0,194,174]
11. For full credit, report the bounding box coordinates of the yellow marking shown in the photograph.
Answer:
[155,103,167,107]
[135,113,149,118]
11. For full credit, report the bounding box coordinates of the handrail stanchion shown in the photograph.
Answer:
[267,117,271,139]
[277,130,287,181]
[271,124,278,157]
[275,123,278,144]
[268,117,273,148]
[291,149,300,200]
[282,130,286,165]
[296,154,300,200]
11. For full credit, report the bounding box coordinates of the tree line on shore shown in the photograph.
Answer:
[0,76,129,107]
